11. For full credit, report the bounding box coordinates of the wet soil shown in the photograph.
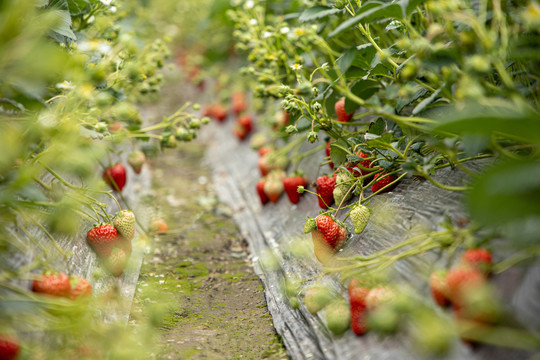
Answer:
[130,140,288,359]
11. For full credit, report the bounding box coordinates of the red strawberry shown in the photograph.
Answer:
[32,272,71,297]
[104,247,129,277]
[326,141,334,169]
[446,267,485,306]
[103,163,127,191]
[335,98,354,123]
[371,172,397,194]
[256,179,269,205]
[461,248,492,276]
[263,177,283,203]
[315,175,336,209]
[232,91,247,115]
[86,223,118,258]
[0,335,20,360]
[365,286,394,310]
[237,114,253,132]
[348,151,372,177]
[127,150,146,174]
[429,270,450,307]
[283,175,307,204]
[349,286,370,336]
[205,103,227,122]
[233,123,249,140]
[258,155,272,177]
[315,215,347,249]
[258,146,274,157]
[69,276,92,300]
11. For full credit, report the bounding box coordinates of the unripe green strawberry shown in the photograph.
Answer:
[411,312,455,356]
[127,150,146,174]
[325,300,351,336]
[304,285,335,314]
[350,204,371,234]
[367,304,400,335]
[304,217,317,233]
[333,171,354,205]
[113,210,136,241]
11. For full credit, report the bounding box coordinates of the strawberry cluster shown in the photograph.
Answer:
[32,272,92,300]
[429,248,499,339]
[86,210,136,276]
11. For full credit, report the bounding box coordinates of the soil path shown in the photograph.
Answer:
[129,125,288,358]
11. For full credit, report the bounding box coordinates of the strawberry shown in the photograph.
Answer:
[258,153,288,176]
[103,163,127,191]
[333,171,353,205]
[429,270,450,307]
[348,151,372,177]
[258,146,274,157]
[371,172,397,194]
[325,141,334,169]
[108,122,124,133]
[325,300,351,336]
[256,179,269,205]
[0,335,20,360]
[283,175,307,204]
[315,215,347,249]
[104,247,129,277]
[232,91,247,115]
[461,248,492,276]
[304,285,335,314]
[263,177,283,203]
[113,210,136,241]
[32,272,71,297]
[86,223,118,258]
[304,217,317,233]
[446,267,485,306]
[237,114,253,132]
[150,218,168,233]
[204,103,228,122]
[127,150,146,174]
[311,230,335,264]
[116,235,133,254]
[315,175,336,209]
[258,155,272,177]
[365,286,394,310]
[335,98,354,123]
[233,123,249,140]
[350,204,371,234]
[349,286,370,335]
[69,276,92,300]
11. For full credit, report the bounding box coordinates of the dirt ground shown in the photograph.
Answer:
[130,138,289,359]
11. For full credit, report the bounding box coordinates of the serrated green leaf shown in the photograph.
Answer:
[398,0,427,16]
[328,2,402,37]
[369,118,386,135]
[50,9,77,40]
[350,79,379,101]
[297,117,312,131]
[337,48,357,75]
[431,101,540,144]
[468,160,540,228]
[412,88,441,115]
[299,5,342,21]
[330,139,349,167]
